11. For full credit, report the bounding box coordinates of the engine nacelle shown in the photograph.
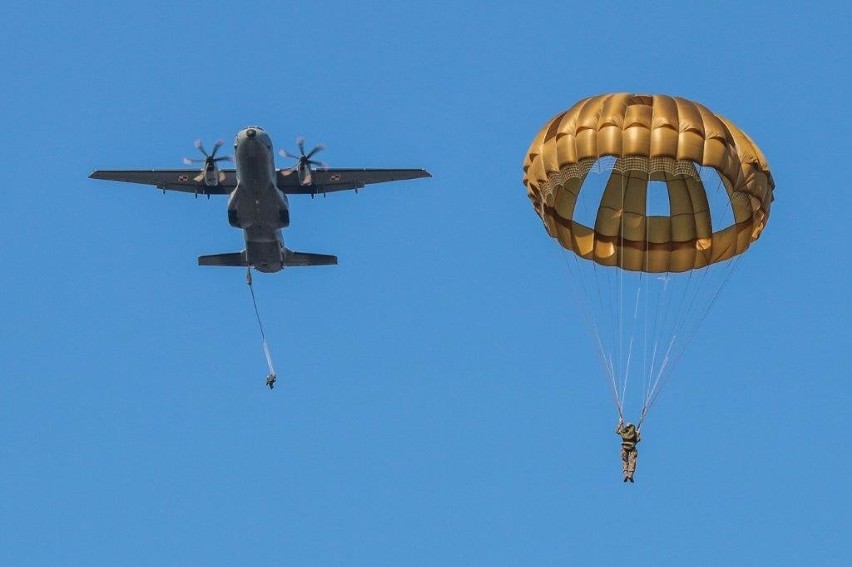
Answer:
[202,165,220,186]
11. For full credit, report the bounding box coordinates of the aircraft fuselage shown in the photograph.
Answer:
[226,126,290,273]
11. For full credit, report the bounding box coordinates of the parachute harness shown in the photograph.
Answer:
[246,268,277,389]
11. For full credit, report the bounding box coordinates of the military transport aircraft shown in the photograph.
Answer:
[90,126,430,273]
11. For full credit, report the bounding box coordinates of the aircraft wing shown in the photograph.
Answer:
[89,169,237,195]
[277,168,430,195]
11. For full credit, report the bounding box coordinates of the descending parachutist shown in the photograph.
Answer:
[523,94,775,464]
[247,267,278,390]
[616,419,641,483]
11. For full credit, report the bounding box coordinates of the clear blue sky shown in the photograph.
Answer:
[2,1,850,565]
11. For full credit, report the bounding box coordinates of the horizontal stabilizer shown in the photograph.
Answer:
[284,249,338,267]
[198,251,248,267]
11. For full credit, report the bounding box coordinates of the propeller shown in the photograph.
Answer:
[182,139,232,194]
[279,137,327,186]
[182,138,232,169]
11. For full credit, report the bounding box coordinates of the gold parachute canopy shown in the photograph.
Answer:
[522,93,775,273]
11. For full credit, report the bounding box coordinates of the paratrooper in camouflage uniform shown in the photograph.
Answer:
[616,421,641,483]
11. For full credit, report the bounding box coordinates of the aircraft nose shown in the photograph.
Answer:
[246,128,257,138]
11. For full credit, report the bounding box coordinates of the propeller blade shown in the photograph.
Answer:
[279,149,299,160]
[296,137,305,155]
[183,157,205,164]
[302,169,313,186]
[210,139,224,158]
[194,139,209,157]
[213,155,232,163]
[280,167,297,176]
[305,144,325,160]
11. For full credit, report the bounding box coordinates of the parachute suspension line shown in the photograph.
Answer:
[577,168,615,370]
[585,186,618,411]
[641,245,706,419]
[639,172,653,421]
[246,268,277,388]
[620,285,641,411]
[617,169,643,420]
[641,256,739,421]
[639,168,746,420]
[557,242,623,419]
[641,169,710,417]
[639,274,682,428]
[648,180,682,410]
[595,259,624,420]
[595,252,620,413]
[559,162,625,420]
[665,253,745,391]
[643,335,677,413]
[617,171,627,416]
[634,171,665,426]
[638,206,680,417]
[640,204,654,419]
[642,266,685,413]
[661,170,734,361]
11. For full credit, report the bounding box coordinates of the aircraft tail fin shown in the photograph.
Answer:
[198,251,249,267]
[283,249,338,267]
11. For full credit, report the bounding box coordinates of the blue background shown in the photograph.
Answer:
[2,1,849,565]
